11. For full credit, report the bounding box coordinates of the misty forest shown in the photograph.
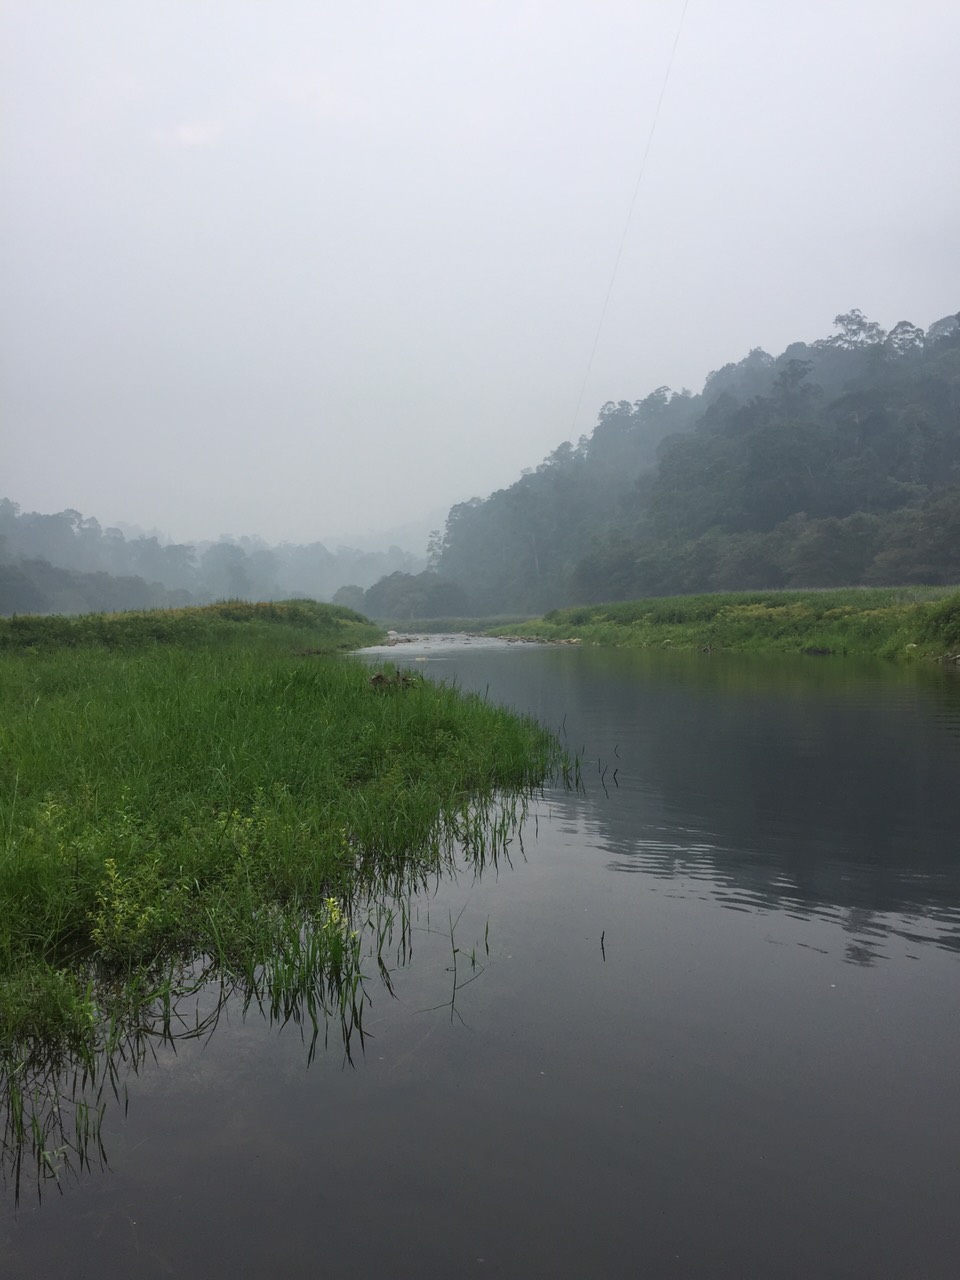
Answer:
[3,307,958,622]
[0,506,421,617]
[6,0,960,1269]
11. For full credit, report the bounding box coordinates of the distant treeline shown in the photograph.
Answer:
[356,308,960,619]
[0,501,422,616]
[7,307,959,622]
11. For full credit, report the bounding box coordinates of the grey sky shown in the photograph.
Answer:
[3,1,958,548]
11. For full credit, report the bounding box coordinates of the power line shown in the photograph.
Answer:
[568,0,690,438]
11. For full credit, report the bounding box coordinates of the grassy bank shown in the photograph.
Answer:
[491,587,960,658]
[1,601,560,1190]
[0,597,383,652]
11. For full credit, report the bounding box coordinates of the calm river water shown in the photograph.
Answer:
[3,639,960,1278]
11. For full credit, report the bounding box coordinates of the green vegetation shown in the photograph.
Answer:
[355,569,471,622]
[0,601,561,1194]
[495,587,960,659]
[0,597,381,652]
[8,309,958,626]
[424,308,960,614]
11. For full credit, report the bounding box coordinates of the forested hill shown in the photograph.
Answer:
[430,309,960,614]
[0,504,422,617]
[6,308,958,621]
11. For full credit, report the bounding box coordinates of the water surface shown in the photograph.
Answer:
[3,640,959,1278]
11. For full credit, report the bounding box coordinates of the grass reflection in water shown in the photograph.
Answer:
[1,791,529,1204]
[0,604,561,1203]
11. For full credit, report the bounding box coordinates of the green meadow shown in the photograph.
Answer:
[0,601,560,1188]
[493,586,960,659]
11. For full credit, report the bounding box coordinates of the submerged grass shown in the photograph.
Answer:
[493,586,960,659]
[0,601,561,1196]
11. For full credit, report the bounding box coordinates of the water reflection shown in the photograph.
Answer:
[1,796,528,1205]
[366,639,960,965]
[4,641,960,1278]
[593,826,960,959]
[2,966,231,1205]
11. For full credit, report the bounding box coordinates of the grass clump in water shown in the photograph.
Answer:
[0,601,561,1194]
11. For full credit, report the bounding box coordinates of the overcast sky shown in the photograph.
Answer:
[2,1,959,548]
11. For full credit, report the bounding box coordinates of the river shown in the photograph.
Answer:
[3,638,960,1278]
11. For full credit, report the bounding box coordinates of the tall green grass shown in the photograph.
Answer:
[0,602,562,1196]
[495,587,960,658]
[0,597,381,652]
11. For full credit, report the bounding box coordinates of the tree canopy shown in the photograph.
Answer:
[420,309,960,613]
[0,501,422,616]
[6,308,958,620]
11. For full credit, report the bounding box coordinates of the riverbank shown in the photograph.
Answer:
[0,600,560,1169]
[4,605,958,1271]
[488,587,960,659]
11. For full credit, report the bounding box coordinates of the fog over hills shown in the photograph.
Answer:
[0,498,427,616]
[358,307,960,619]
[3,2,959,548]
[4,306,958,619]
